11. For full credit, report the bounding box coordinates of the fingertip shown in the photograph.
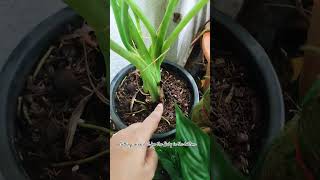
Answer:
[155,103,163,113]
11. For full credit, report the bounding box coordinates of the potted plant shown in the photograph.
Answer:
[109,0,208,139]
[211,9,285,175]
[0,1,109,179]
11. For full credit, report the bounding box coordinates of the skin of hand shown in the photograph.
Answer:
[110,103,163,180]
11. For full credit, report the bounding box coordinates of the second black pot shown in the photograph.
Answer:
[110,61,200,140]
[212,9,285,176]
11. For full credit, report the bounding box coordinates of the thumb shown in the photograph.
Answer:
[145,147,158,172]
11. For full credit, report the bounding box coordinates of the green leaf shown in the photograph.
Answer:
[123,0,157,43]
[64,0,108,31]
[111,0,132,50]
[154,0,179,61]
[110,39,146,70]
[175,105,211,180]
[153,162,173,180]
[127,13,152,64]
[162,0,208,64]
[156,146,183,180]
[191,88,211,127]
[156,103,247,180]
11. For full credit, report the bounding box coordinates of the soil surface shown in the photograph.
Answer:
[211,53,263,174]
[115,68,192,133]
[15,22,108,180]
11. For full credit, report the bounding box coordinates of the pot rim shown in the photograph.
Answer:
[110,61,200,140]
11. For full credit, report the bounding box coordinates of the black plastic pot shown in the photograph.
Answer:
[110,61,199,140]
[0,8,81,180]
[212,9,285,171]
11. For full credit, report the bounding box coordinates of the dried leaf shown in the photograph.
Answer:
[65,93,93,155]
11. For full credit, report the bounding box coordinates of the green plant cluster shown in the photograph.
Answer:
[110,0,208,101]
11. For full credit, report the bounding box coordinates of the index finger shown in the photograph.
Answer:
[140,103,163,140]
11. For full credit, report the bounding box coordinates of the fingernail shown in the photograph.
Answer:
[157,103,163,109]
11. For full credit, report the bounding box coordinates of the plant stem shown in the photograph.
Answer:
[33,46,55,80]
[78,122,113,135]
[111,0,132,50]
[51,150,109,167]
[110,39,146,70]
[123,0,157,43]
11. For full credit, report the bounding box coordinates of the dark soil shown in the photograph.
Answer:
[15,22,108,180]
[211,53,263,174]
[115,69,192,133]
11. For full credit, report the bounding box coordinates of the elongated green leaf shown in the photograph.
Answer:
[133,11,142,34]
[64,0,108,31]
[156,103,246,180]
[123,0,157,42]
[175,105,211,180]
[154,0,179,62]
[110,39,146,70]
[162,0,208,64]
[111,0,133,50]
[127,13,152,64]
[153,162,173,180]
[156,146,183,180]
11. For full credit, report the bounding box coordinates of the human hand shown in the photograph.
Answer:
[110,104,163,180]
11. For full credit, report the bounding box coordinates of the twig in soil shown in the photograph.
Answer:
[161,116,171,125]
[130,91,139,112]
[82,42,109,105]
[45,168,61,178]
[78,122,114,135]
[138,86,149,96]
[125,108,146,115]
[51,150,109,167]
[32,46,55,80]
[81,86,93,93]
[116,92,121,102]
[135,99,146,105]
[225,86,235,104]
[119,75,128,88]
[65,93,93,156]
[22,103,32,125]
